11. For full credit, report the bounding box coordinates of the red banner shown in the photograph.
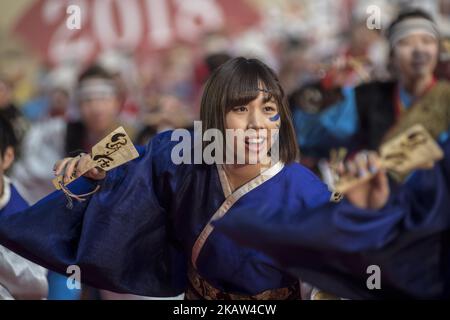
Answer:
[13,0,260,65]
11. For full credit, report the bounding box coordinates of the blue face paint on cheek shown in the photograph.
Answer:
[269,114,280,122]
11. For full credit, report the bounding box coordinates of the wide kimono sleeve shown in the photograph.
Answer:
[0,131,186,297]
[215,139,450,299]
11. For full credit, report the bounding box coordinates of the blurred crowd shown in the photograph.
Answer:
[0,0,450,300]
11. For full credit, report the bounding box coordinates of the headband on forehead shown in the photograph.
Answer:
[78,79,117,101]
[389,17,440,47]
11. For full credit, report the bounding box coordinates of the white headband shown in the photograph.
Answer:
[389,17,439,47]
[78,79,117,101]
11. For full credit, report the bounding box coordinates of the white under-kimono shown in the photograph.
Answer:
[0,176,48,300]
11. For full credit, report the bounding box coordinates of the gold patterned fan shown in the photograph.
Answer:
[334,124,444,194]
[52,126,139,189]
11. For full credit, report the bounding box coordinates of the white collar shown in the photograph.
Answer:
[217,161,285,198]
[0,176,11,211]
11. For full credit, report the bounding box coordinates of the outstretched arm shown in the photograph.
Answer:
[215,140,450,298]
[0,132,186,297]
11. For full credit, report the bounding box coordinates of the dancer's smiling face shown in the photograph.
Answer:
[225,90,280,164]
[200,57,299,165]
